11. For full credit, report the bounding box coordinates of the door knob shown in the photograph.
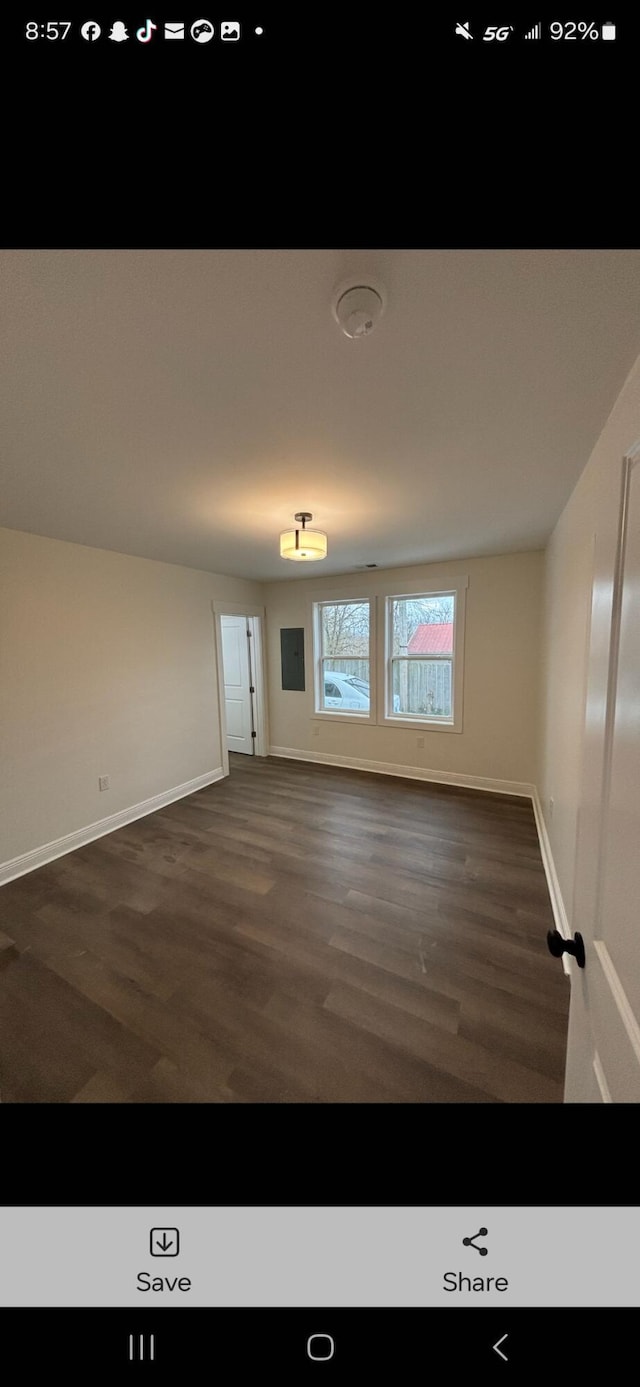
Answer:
[547,929,585,968]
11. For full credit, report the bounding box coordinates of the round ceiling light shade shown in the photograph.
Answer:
[280,512,328,562]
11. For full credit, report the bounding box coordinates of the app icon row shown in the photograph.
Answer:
[80,20,246,43]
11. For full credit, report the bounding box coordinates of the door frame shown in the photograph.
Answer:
[565,438,640,1101]
[212,601,268,776]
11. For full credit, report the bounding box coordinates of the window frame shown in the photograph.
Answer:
[378,584,466,733]
[312,597,375,723]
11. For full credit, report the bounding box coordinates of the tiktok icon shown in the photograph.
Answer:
[136,19,158,42]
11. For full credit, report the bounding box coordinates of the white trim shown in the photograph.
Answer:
[593,453,636,937]
[530,788,572,976]
[311,596,376,724]
[592,1052,612,1104]
[379,585,466,734]
[212,610,230,778]
[310,585,468,733]
[593,939,640,1068]
[310,710,372,726]
[377,716,459,733]
[211,599,265,618]
[247,615,269,757]
[0,768,225,886]
[268,746,533,797]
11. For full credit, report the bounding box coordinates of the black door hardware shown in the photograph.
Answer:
[547,929,586,968]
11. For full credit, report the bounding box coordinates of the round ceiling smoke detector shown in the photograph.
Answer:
[333,284,384,339]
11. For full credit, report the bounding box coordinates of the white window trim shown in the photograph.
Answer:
[311,597,376,723]
[377,585,466,733]
[309,577,468,733]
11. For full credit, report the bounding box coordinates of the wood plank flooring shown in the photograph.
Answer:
[0,755,569,1102]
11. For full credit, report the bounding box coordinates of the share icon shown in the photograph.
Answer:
[462,1226,488,1255]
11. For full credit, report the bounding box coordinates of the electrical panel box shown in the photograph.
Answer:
[280,627,305,691]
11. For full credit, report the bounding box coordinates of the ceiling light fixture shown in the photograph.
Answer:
[280,512,328,562]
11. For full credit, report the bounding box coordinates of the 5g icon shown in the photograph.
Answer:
[482,25,513,40]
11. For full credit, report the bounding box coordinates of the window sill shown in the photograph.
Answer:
[312,711,374,725]
[311,713,462,733]
[379,715,462,733]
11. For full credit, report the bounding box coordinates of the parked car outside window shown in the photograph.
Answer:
[323,672,370,710]
[323,671,401,712]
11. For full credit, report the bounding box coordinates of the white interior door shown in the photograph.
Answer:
[220,614,254,755]
[565,445,640,1102]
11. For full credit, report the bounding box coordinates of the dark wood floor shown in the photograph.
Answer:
[0,754,569,1103]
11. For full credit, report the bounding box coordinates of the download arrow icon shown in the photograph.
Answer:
[150,1227,180,1257]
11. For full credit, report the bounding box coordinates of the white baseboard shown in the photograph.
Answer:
[0,768,225,886]
[268,745,534,799]
[530,788,572,976]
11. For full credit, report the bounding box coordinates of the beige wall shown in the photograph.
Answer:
[14,365,640,886]
[263,551,543,787]
[540,350,640,924]
[0,528,263,866]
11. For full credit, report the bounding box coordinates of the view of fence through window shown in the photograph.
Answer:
[390,594,454,718]
[320,601,370,711]
[317,594,455,718]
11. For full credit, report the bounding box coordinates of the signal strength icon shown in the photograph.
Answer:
[524,22,541,39]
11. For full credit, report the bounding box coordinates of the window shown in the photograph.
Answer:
[313,599,372,718]
[311,582,466,731]
[385,591,462,729]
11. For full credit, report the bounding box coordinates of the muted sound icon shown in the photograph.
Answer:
[462,1226,488,1255]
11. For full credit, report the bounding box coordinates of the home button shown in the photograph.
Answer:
[307,1334,335,1361]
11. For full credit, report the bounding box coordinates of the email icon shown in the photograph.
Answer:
[164,22,185,39]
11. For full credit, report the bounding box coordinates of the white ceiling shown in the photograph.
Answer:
[2,248,640,581]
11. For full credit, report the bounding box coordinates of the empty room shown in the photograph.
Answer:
[1,249,639,1104]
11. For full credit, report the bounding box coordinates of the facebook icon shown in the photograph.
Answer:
[80,21,102,40]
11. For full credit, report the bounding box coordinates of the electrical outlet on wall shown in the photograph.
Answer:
[417,737,425,748]
[98,775,110,791]
[312,725,320,737]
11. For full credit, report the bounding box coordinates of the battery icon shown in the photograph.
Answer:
[601,22,616,39]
